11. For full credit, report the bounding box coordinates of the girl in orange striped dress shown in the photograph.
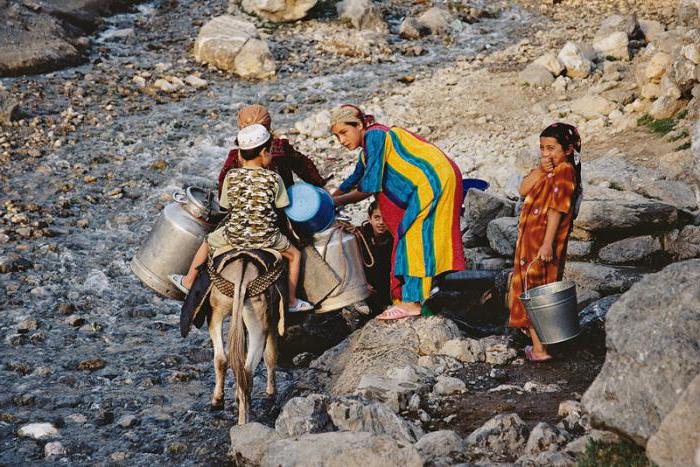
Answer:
[509,123,582,361]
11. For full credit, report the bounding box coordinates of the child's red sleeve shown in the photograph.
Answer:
[549,163,576,214]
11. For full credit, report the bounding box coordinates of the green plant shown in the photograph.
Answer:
[676,142,691,151]
[605,55,620,61]
[577,440,653,467]
[675,108,688,120]
[637,114,675,135]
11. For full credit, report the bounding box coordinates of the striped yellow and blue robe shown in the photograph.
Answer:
[339,124,466,302]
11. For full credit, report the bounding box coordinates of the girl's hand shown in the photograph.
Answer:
[540,157,554,173]
[537,243,554,262]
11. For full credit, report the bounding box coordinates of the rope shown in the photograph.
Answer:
[207,253,284,299]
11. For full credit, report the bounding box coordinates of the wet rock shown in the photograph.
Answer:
[261,432,423,466]
[66,315,86,327]
[664,225,700,260]
[570,95,616,120]
[462,189,514,246]
[275,394,331,437]
[533,53,564,76]
[558,42,593,79]
[416,8,454,36]
[464,413,529,462]
[327,396,422,442]
[593,31,629,61]
[597,235,662,264]
[582,259,700,446]
[44,441,66,459]
[0,255,33,273]
[564,262,643,295]
[355,374,427,412]
[193,16,275,79]
[18,422,58,440]
[519,63,554,87]
[415,430,464,465]
[57,303,76,315]
[646,373,700,467]
[524,422,570,455]
[77,358,106,371]
[337,0,386,32]
[433,376,466,395]
[564,429,619,454]
[439,338,485,363]
[486,217,518,257]
[117,415,138,428]
[16,319,39,333]
[578,294,620,329]
[241,0,317,22]
[229,422,281,465]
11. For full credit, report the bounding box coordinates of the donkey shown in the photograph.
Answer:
[207,257,278,425]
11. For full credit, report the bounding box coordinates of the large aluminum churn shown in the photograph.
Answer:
[131,187,226,300]
[519,259,580,344]
[312,225,369,312]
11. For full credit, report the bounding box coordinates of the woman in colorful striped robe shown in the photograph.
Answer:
[330,105,465,320]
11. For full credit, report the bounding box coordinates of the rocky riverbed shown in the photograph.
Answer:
[2,0,699,465]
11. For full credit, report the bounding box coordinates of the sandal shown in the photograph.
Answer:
[289,299,313,313]
[525,345,553,362]
[376,306,420,321]
[168,274,190,294]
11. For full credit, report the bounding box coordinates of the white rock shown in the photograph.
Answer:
[682,44,700,64]
[18,423,58,440]
[337,0,386,32]
[132,76,147,88]
[570,95,616,120]
[241,0,317,22]
[417,7,454,36]
[295,110,331,139]
[641,82,662,99]
[439,338,485,363]
[534,53,565,76]
[184,75,208,89]
[552,75,569,93]
[153,78,179,93]
[593,31,629,61]
[645,52,673,81]
[649,96,682,119]
[639,19,665,43]
[433,375,467,395]
[519,63,555,86]
[234,39,277,80]
[415,430,464,464]
[558,42,593,79]
[44,441,66,459]
[524,381,561,393]
[660,74,682,99]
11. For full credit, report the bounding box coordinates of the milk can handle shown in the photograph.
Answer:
[172,191,187,204]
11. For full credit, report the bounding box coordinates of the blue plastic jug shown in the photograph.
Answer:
[285,183,336,233]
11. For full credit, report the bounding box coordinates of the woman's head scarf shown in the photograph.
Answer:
[238,104,272,129]
[329,104,376,130]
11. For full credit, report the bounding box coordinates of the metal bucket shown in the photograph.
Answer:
[131,187,226,300]
[312,225,369,312]
[519,260,580,345]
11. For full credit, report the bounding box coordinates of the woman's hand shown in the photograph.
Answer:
[537,242,554,262]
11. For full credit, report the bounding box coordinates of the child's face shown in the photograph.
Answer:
[332,123,364,151]
[369,208,387,236]
[539,136,571,167]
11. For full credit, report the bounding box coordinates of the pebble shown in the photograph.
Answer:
[117,415,139,428]
[18,422,58,440]
[66,315,86,327]
[17,319,39,333]
[44,441,67,459]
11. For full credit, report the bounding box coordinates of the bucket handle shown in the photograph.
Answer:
[172,191,187,204]
[522,258,540,299]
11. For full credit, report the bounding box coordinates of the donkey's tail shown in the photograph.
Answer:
[227,260,252,398]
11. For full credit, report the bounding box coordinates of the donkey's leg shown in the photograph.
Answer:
[238,302,265,425]
[208,296,228,410]
[263,329,277,397]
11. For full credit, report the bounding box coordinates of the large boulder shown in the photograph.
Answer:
[337,0,387,32]
[570,95,617,120]
[519,63,555,87]
[241,0,317,22]
[327,397,423,442]
[415,430,464,466]
[597,235,662,265]
[462,190,515,246]
[486,217,518,257]
[275,394,332,437]
[523,422,570,456]
[229,422,281,465]
[578,294,621,329]
[593,31,629,61]
[399,7,454,39]
[564,262,644,295]
[309,317,459,395]
[646,373,700,467]
[533,53,565,76]
[261,431,423,466]
[582,259,700,446]
[193,16,275,79]
[597,14,640,38]
[575,195,677,237]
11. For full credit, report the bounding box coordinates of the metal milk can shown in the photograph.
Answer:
[131,187,226,300]
[312,225,370,312]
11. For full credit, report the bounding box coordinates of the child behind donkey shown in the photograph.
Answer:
[170,124,313,312]
[509,123,582,361]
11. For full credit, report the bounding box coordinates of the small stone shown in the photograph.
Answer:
[184,75,208,89]
[524,381,561,393]
[66,315,86,327]
[132,76,147,88]
[17,319,39,333]
[558,42,593,79]
[57,303,76,315]
[519,63,555,86]
[44,441,66,459]
[533,53,564,76]
[77,358,106,371]
[117,415,138,428]
[433,376,467,395]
